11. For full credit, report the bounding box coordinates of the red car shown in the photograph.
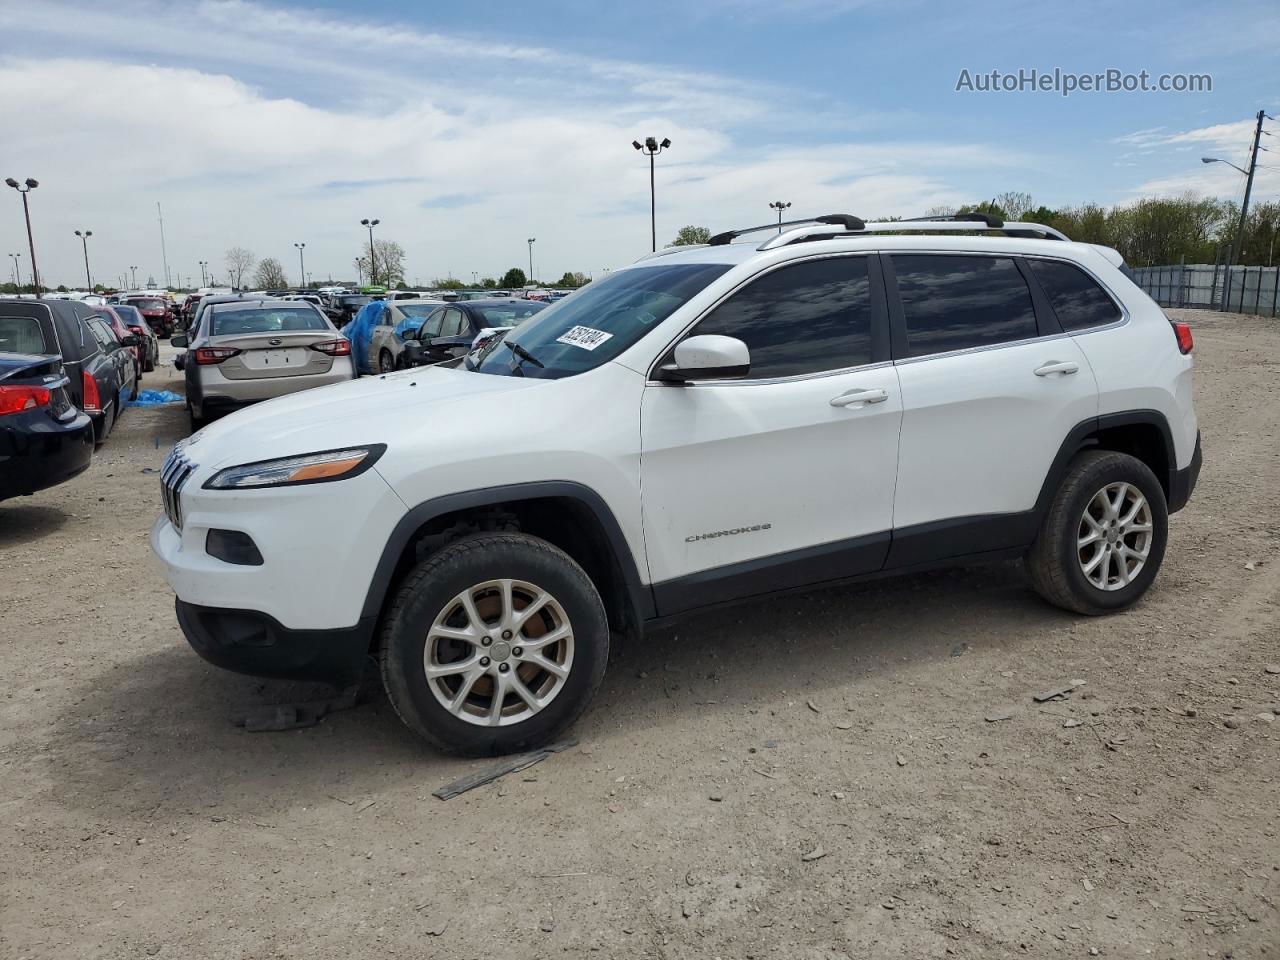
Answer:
[96,305,144,379]
[124,295,175,338]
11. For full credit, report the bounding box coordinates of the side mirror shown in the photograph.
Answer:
[120,334,140,347]
[654,334,750,382]
[403,341,425,367]
[171,335,189,348]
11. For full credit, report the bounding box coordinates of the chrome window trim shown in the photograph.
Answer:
[666,358,895,388]
[644,251,880,385]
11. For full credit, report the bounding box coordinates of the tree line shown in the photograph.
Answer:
[669,193,1280,267]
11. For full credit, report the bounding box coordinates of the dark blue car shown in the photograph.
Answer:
[0,350,94,501]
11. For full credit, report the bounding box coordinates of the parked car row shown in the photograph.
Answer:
[0,298,145,502]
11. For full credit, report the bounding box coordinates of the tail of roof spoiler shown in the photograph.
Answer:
[1084,244,1126,269]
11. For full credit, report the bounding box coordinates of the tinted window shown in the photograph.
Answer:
[691,257,875,378]
[419,309,445,339]
[87,318,115,348]
[1028,259,1122,331]
[0,316,48,354]
[893,255,1037,357]
[472,263,731,380]
[210,308,329,336]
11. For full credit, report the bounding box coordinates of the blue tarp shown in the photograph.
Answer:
[340,299,388,374]
[392,314,425,342]
[128,389,183,405]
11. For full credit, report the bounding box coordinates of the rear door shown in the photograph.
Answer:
[884,252,1098,565]
[640,254,901,614]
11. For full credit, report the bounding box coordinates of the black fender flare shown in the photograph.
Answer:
[359,480,656,625]
[1033,410,1178,521]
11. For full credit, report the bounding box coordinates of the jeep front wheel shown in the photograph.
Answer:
[379,533,609,756]
[1027,450,1168,615]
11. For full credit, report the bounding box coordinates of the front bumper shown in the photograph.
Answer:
[176,599,372,686]
[1168,431,1202,514]
[0,411,94,499]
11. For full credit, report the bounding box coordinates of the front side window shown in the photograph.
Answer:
[689,256,875,379]
[1027,259,1122,331]
[0,316,48,354]
[440,308,466,337]
[471,263,731,379]
[419,309,445,339]
[892,255,1037,358]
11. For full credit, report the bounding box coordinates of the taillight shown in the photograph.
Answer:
[1172,321,1193,355]
[82,370,101,412]
[128,325,145,336]
[0,384,51,416]
[310,339,351,357]
[195,347,241,365]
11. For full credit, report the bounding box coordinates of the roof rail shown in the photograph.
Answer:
[756,218,1069,249]
[706,213,865,247]
[899,212,1004,228]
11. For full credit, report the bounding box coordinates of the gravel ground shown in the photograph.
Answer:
[2,308,1278,959]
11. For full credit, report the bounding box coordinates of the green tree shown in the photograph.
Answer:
[253,257,288,289]
[556,271,588,288]
[668,225,711,247]
[480,277,497,289]
[434,277,465,290]
[357,239,406,287]
[501,267,527,288]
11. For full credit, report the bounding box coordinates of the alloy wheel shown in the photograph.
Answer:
[1077,481,1153,591]
[423,578,574,726]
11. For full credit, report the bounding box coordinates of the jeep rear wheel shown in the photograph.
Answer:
[1027,450,1168,615]
[379,533,608,756]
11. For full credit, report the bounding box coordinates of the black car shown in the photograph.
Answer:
[0,299,139,445]
[324,293,373,327]
[0,350,94,501]
[402,299,548,367]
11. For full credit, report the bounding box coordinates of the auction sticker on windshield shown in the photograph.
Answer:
[555,326,614,351]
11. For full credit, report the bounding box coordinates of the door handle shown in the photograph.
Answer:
[1034,361,1079,377]
[830,387,889,407]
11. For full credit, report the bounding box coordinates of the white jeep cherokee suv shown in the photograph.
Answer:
[152,213,1201,756]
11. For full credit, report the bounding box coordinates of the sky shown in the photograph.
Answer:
[0,0,1276,289]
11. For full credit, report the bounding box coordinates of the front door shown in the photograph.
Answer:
[640,254,901,616]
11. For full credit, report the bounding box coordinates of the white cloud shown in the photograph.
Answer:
[0,0,1030,288]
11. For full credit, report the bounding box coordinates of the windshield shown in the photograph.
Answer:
[474,302,546,327]
[397,303,440,318]
[211,307,330,336]
[470,264,730,379]
[0,316,49,354]
[128,298,166,310]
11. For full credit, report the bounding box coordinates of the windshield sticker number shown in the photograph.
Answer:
[555,326,614,351]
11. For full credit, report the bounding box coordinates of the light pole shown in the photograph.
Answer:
[769,200,792,233]
[354,257,363,287]
[8,252,22,289]
[632,136,671,252]
[360,218,380,286]
[74,229,93,290]
[294,242,306,289]
[130,265,138,289]
[527,238,536,285]
[198,260,208,286]
[5,177,42,298]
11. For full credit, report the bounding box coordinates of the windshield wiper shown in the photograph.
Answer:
[503,340,544,368]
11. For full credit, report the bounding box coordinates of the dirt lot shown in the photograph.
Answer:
[2,308,1278,959]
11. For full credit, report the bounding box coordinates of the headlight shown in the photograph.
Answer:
[203,445,386,490]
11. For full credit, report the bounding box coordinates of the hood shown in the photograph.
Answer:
[187,364,547,469]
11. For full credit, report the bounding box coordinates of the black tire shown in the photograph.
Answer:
[1027,450,1168,615]
[379,349,395,375]
[379,533,609,757]
[188,402,204,432]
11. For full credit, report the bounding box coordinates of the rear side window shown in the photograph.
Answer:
[892,255,1037,358]
[0,316,48,354]
[691,256,875,379]
[1027,259,1122,331]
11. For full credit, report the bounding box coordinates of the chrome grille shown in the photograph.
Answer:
[161,449,196,531]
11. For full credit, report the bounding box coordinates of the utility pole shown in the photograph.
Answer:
[1233,110,1267,274]
[157,202,171,289]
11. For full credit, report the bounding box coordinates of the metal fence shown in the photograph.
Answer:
[1130,261,1279,317]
